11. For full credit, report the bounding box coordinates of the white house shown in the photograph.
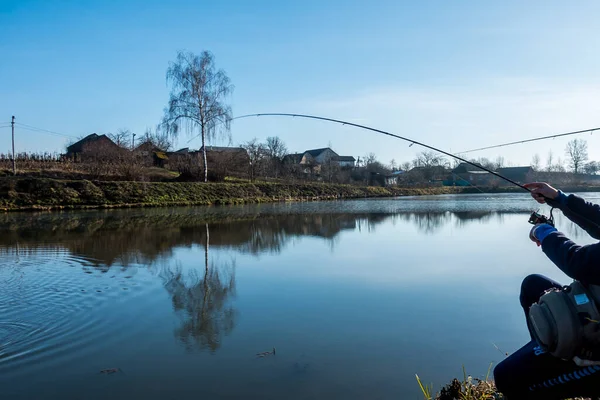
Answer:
[283,148,356,169]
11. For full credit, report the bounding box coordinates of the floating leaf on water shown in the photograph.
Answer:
[100,368,120,375]
[256,347,276,358]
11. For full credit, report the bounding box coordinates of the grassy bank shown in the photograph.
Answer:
[0,177,465,211]
[418,371,592,400]
[417,373,591,400]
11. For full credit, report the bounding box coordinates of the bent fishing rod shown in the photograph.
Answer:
[233,113,529,191]
[234,112,600,230]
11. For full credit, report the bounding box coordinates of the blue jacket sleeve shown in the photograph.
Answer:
[547,192,600,240]
[541,231,600,285]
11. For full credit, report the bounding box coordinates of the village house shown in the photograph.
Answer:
[444,163,534,187]
[383,170,405,186]
[283,147,356,172]
[134,140,169,167]
[445,162,491,186]
[66,133,122,160]
[496,166,534,185]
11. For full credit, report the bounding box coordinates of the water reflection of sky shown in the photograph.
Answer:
[1,193,599,400]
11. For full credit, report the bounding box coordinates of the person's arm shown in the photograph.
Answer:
[554,193,600,240]
[525,182,600,240]
[532,224,600,284]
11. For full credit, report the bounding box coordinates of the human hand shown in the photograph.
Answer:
[529,223,557,247]
[529,224,542,247]
[523,182,559,204]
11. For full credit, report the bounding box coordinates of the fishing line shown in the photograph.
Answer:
[458,127,600,154]
[233,113,530,191]
[234,112,600,231]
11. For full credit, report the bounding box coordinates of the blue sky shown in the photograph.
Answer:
[2,0,600,168]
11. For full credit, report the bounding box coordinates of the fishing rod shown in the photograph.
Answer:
[234,112,600,230]
[458,127,600,155]
[233,113,530,191]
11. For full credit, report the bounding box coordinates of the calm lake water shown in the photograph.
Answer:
[2,193,599,400]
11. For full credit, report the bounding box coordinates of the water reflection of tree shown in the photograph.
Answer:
[0,210,558,265]
[395,212,451,234]
[160,224,237,352]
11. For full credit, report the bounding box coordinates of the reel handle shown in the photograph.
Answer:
[529,211,555,227]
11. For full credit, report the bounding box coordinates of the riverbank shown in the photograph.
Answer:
[0,177,465,211]
[420,375,590,400]
[1,177,599,212]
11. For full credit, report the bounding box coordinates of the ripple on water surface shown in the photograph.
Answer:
[0,247,157,381]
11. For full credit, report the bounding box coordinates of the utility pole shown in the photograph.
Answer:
[132,133,136,149]
[11,116,15,175]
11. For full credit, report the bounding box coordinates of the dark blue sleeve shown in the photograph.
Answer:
[541,231,600,284]
[548,193,600,240]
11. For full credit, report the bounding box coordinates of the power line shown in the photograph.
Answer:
[14,122,77,138]
[457,127,600,155]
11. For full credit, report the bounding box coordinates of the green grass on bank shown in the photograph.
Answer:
[0,177,462,211]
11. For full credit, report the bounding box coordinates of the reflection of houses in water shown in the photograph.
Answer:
[0,209,537,266]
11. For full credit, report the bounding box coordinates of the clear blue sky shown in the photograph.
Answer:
[2,0,600,168]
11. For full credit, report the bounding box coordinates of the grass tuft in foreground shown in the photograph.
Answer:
[416,365,593,400]
[417,365,498,400]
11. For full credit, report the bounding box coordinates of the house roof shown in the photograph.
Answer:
[452,162,486,173]
[497,166,533,174]
[333,155,356,162]
[283,153,304,163]
[304,147,338,157]
[67,133,115,153]
[173,147,190,153]
[154,151,168,160]
[201,146,246,153]
[135,140,163,152]
[410,165,447,172]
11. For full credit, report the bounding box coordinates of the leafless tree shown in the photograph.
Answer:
[265,136,287,178]
[364,153,377,166]
[389,159,397,171]
[400,161,412,171]
[531,154,541,171]
[554,157,566,173]
[565,139,588,174]
[546,151,554,172]
[413,151,446,168]
[242,138,267,182]
[470,157,495,171]
[494,156,505,170]
[162,50,234,182]
[141,127,173,152]
[108,128,133,149]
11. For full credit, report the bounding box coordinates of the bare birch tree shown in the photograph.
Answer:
[162,50,234,182]
[565,139,588,174]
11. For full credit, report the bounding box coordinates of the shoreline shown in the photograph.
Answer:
[1,177,599,212]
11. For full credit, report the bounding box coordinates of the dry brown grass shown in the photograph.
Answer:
[416,367,593,400]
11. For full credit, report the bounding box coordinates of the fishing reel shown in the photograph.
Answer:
[528,210,555,227]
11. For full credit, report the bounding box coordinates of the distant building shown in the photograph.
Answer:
[444,164,534,187]
[135,140,168,167]
[383,170,405,186]
[496,166,534,185]
[334,155,356,168]
[283,147,356,170]
[445,162,491,186]
[66,133,122,160]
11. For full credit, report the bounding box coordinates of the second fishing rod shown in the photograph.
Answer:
[234,112,597,229]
